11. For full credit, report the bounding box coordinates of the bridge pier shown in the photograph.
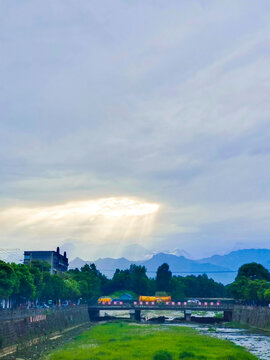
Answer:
[130,309,141,321]
[88,309,100,321]
[184,310,192,322]
[223,310,233,322]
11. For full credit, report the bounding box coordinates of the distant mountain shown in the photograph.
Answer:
[118,244,153,261]
[95,257,133,277]
[69,256,134,277]
[69,257,89,269]
[199,249,270,270]
[69,253,234,284]
[69,248,270,285]
[160,248,193,259]
[137,253,234,284]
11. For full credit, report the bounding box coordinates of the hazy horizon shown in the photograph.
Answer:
[1,1,270,259]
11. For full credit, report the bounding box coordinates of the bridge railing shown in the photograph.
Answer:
[94,301,234,310]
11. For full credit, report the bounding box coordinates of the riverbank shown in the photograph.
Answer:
[226,321,270,333]
[43,322,258,360]
[0,323,92,360]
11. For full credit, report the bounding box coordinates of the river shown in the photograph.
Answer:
[170,323,270,360]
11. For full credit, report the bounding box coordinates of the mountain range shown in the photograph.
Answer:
[69,248,270,284]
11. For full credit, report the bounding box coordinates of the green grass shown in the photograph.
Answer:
[45,322,258,360]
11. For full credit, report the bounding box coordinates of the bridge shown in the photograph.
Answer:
[88,301,234,322]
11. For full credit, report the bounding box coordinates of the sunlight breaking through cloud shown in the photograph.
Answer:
[0,198,160,249]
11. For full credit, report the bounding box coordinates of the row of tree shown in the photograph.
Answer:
[0,259,270,307]
[0,260,81,306]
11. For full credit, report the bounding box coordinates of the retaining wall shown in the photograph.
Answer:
[0,305,89,349]
[232,305,270,329]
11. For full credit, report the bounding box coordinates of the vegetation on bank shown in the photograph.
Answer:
[45,322,258,360]
[0,260,227,306]
[1,258,270,306]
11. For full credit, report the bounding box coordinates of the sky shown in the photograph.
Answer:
[0,0,270,260]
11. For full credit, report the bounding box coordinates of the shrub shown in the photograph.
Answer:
[153,350,173,360]
[179,352,195,358]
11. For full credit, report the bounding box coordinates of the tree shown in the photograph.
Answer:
[11,263,35,302]
[170,277,185,299]
[184,274,226,298]
[69,264,101,300]
[228,263,270,304]
[156,263,172,292]
[0,261,18,299]
[243,279,270,304]
[264,288,270,302]
[111,269,131,292]
[41,273,66,302]
[129,265,149,294]
[28,261,50,300]
[227,276,248,300]
[64,279,81,300]
[236,263,270,281]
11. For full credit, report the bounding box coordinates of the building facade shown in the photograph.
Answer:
[24,247,68,274]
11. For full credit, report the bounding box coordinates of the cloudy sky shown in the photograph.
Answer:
[1,0,270,260]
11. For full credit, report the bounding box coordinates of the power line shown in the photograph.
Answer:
[96,269,238,274]
[94,268,270,274]
[0,248,22,262]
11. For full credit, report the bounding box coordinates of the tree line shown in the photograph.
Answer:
[0,259,270,307]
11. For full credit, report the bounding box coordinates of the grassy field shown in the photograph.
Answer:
[45,322,258,360]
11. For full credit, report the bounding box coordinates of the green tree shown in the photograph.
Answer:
[227,276,248,300]
[41,273,66,302]
[111,269,131,292]
[243,279,270,304]
[183,274,226,298]
[64,279,81,300]
[0,260,18,299]
[264,288,270,302]
[11,263,35,302]
[129,265,149,294]
[69,264,101,300]
[228,263,270,304]
[236,263,270,281]
[156,263,172,292]
[170,277,185,299]
[28,260,50,300]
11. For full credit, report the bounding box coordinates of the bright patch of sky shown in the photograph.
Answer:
[0,0,270,259]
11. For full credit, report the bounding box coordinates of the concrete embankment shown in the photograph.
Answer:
[0,305,89,353]
[232,305,270,330]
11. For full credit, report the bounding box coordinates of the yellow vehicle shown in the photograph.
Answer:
[98,297,112,304]
[139,296,171,303]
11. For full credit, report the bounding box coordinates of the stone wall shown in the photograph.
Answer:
[232,305,270,329]
[0,305,89,349]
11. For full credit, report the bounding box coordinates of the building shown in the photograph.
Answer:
[24,247,68,274]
